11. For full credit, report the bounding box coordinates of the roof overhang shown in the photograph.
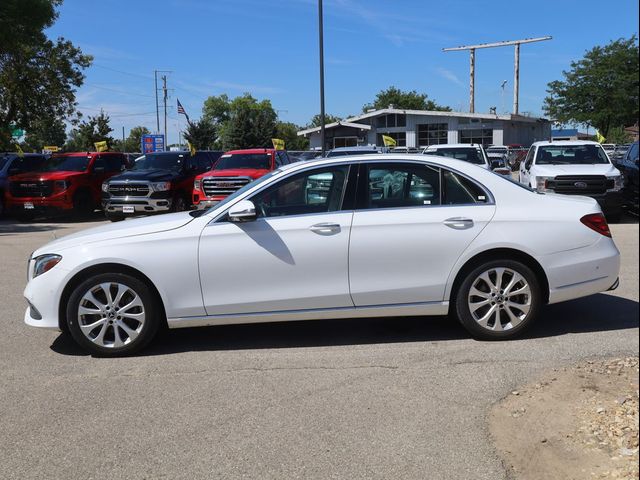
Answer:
[297,121,372,136]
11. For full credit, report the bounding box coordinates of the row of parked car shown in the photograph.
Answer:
[2,140,637,222]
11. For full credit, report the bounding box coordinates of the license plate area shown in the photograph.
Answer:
[24,202,34,210]
[122,206,135,213]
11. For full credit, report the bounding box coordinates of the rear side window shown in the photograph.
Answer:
[196,153,214,171]
[442,170,489,205]
[524,148,535,169]
[105,155,125,172]
[362,163,441,209]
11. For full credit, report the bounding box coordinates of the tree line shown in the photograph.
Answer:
[1,0,637,153]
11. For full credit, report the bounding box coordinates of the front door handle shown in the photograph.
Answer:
[443,217,474,230]
[310,223,341,235]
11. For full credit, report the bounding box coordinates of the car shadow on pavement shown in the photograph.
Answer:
[0,211,105,235]
[50,293,639,357]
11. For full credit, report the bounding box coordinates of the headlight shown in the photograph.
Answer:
[101,182,109,193]
[32,254,62,279]
[54,180,70,191]
[151,182,171,192]
[535,176,555,192]
[194,178,202,191]
[608,175,624,192]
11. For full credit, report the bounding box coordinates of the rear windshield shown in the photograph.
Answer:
[536,145,610,165]
[42,155,90,172]
[428,148,485,165]
[214,154,271,170]
[326,150,378,157]
[132,153,186,171]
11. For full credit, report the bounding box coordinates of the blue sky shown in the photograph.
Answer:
[47,0,639,144]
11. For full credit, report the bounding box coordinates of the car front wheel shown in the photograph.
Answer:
[455,260,541,340]
[66,273,161,356]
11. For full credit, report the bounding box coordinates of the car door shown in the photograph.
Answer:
[198,164,355,315]
[348,162,496,306]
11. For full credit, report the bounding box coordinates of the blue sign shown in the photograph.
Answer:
[141,134,165,154]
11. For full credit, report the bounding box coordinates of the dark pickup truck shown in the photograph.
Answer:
[101,150,222,221]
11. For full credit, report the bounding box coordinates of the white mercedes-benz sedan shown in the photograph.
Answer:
[23,155,620,356]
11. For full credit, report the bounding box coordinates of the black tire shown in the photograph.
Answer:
[105,213,125,222]
[454,259,541,340]
[66,272,162,356]
[15,212,35,222]
[171,195,187,212]
[73,190,94,217]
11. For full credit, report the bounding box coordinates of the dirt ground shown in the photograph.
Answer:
[491,357,639,480]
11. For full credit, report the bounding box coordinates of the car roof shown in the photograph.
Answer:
[329,146,378,152]
[424,144,482,149]
[225,148,275,154]
[531,140,600,147]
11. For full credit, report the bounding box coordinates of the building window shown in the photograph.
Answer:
[376,132,406,147]
[417,123,448,146]
[375,114,406,128]
[459,128,493,146]
[333,137,358,148]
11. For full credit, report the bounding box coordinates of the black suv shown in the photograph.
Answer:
[101,150,222,221]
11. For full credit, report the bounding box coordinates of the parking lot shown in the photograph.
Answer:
[0,215,638,480]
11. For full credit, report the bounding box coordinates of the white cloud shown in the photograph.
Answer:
[435,67,465,88]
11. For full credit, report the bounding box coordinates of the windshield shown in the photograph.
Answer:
[204,169,281,215]
[486,147,507,153]
[214,153,271,170]
[42,155,90,172]
[536,145,610,165]
[131,153,186,171]
[428,148,485,165]
[0,156,11,170]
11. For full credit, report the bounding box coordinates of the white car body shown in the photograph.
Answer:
[24,155,620,344]
[422,144,490,170]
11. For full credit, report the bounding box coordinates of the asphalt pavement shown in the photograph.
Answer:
[0,214,638,480]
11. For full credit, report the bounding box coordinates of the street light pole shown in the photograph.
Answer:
[318,0,326,156]
[154,70,160,133]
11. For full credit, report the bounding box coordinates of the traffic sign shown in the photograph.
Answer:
[142,134,165,154]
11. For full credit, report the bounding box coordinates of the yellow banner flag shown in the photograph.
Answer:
[15,143,25,157]
[382,135,397,147]
[271,138,285,150]
[43,145,59,152]
[595,130,606,144]
[187,141,196,156]
[94,141,108,152]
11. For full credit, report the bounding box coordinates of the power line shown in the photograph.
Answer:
[92,63,154,80]
[86,83,155,98]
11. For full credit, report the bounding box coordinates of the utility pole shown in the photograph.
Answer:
[154,70,160,133]
[318,0,326,155]
[162,75,168,151]
[443,36,552,114]
[469,48,475,113]
[122,126,125,152]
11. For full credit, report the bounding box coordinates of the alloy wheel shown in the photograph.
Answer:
[467,267,532,332]
[77,282,146,348]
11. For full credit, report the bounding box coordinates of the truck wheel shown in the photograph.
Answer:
[106,213,125,222]
[66,272,161,356]
[454,259,541,340]
[172,196,187,212]
[73,190,94,217]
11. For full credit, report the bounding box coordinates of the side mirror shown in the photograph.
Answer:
[228,200,257,222]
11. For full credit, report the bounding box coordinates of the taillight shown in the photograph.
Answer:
[580,213,611,237]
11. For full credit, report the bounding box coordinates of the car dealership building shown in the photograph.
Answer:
[297,108,551,150]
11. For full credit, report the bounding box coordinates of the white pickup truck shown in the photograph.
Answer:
[519,140,624,220]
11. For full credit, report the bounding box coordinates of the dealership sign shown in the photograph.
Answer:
[141,134,165,154]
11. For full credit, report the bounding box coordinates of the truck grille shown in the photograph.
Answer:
[202,177,252,197]
[548,175,614,195]
[108,183,150,197]
[9,180,53,198]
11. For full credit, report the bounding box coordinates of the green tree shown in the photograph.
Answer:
[124,125,150,152]
[605,126,634,144]
[275,122,309,150]
[65,111,114,151]
[219,94,277,150]
[184,118,216,150]
[0,0,92,150]
[544,36,639,139]
[202,94,231,125]
[363,86,451,112]
[21,117,66,152]
[306,113,342,128]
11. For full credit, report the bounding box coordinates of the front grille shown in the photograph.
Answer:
[548,175,613,195]
[9,180,53,198]
[108,183,150,197]
[202,176,252,197]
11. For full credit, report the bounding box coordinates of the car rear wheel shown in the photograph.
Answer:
[66,273,161,356]
[73,190,94,216]
[172,195,187,212]
[455,260,541,340]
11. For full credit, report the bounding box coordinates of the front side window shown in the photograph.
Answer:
[250,166,349,218]
[535,145,610,165]
[524,147,535,169]
[363,163,440,209]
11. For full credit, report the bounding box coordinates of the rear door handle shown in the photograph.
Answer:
[310,223,341,234]
[443,217,474,230]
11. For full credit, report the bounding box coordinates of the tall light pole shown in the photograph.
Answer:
[154,70,160,133]
[318,0,326,155]
[500,80,507,114]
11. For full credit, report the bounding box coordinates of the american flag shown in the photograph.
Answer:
[177,99,186,115]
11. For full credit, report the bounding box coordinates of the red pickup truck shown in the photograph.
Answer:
[5,152,127,220]
[192,148,294,209]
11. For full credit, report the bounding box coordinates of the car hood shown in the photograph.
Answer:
[33,212,195,256]
[109,169,181,183]
[9,171,86,182]
[533,164,621,177]
[200,168,269,179]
